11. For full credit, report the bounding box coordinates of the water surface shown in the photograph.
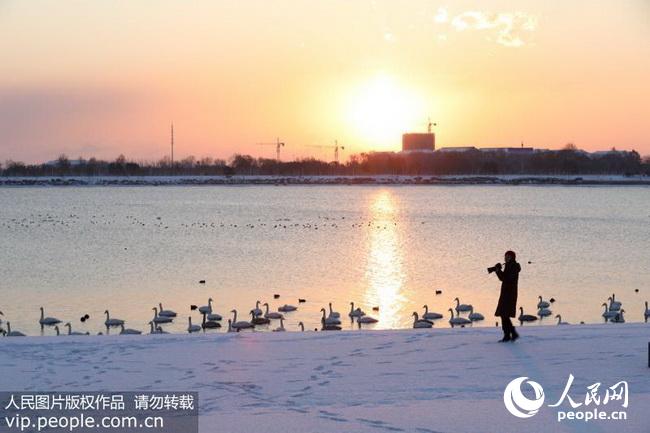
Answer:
[1,185,649,335]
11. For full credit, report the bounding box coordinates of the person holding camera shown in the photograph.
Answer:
[489,250,521,342]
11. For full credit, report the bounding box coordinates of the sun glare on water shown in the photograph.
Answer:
[363,190,406,329]
[347,73,425,151]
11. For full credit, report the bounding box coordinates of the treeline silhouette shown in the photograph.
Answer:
[2,148,648,177]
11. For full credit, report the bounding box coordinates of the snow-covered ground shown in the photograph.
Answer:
[2,324,648,432]
[1,174,649,186]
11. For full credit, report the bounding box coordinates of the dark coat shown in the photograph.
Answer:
[494,261,520,318]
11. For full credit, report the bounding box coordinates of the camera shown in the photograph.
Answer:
[487,263,502,274]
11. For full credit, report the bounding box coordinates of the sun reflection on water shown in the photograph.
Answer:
[363,190,407,329]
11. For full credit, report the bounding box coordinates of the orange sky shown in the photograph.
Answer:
[1,0,649,163]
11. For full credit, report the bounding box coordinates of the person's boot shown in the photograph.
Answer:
[510,328,519,342]
[498,333,511,342]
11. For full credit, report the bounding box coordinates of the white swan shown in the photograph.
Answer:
[205,300,222,321]
[207,311,223,321]
[201,312,221,329]
[152,307,173,324]
[6,322,26,337]
[278,304,298,312]
[39,307,61,326]
[64,322,88,336]
[468,306,484,321]
[537,296,550,309]
[298,321,305,332]
[555,315,570,325]
[537,307,552,317]
[251,310,271,325]
[448,308,471,326]
[148,321,168,334]
[601,303,618,320]
[645,301,650,323]
[328,303,341,319]
[453,298,472,312]
[263,303,284,319]
[198,298,213,315]
[187,317,201,333]
[422,305,443,320]
[320,308,341,325]
[608,294,622,311]
[230,310,254,329]
[349,302,365,318]
[357,315,378,324]
[251,301,263,317]
[158,303,177,318]
[611,309,625,323]
[412,312,433,328]
[273,318,286,332]
[518,307,538,322]
[321,321,341,331]
[104,310,124,327]
[119,324,142,335]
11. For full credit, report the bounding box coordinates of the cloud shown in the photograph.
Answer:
[450,11,538,47]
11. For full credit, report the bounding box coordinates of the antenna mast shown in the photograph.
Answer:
[170,122,174,169]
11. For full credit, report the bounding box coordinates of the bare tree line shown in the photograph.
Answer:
[2,147,648,177]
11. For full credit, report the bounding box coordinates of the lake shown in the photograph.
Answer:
[1,185,649,335]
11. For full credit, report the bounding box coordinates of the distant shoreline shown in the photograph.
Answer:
[1,174,650,187]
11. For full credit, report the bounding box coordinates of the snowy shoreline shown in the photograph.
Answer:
[1,174,649,187]
[2,323,648,432]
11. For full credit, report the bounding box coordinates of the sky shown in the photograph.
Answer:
[1,0,649,164]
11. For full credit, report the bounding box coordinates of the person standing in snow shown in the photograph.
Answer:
[491,250,521,342]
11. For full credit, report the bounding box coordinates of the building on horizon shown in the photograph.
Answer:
[479,147,535,154]
[437,146,478,153]
[590,149,632,158]
[402,133,435,152]
[43,158,87,167]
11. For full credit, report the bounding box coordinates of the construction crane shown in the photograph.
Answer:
[256,138,285,161]
[426,117,437,133]
[307,140,345,164]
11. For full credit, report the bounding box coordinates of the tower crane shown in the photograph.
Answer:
[307,140,345,164]
[426,117,437,133]
[256,138,285,161]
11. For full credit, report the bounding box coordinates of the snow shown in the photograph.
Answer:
[2,324,648,432]
[0,174,649,187]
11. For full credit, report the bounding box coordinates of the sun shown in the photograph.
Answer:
[347,73,424,150]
